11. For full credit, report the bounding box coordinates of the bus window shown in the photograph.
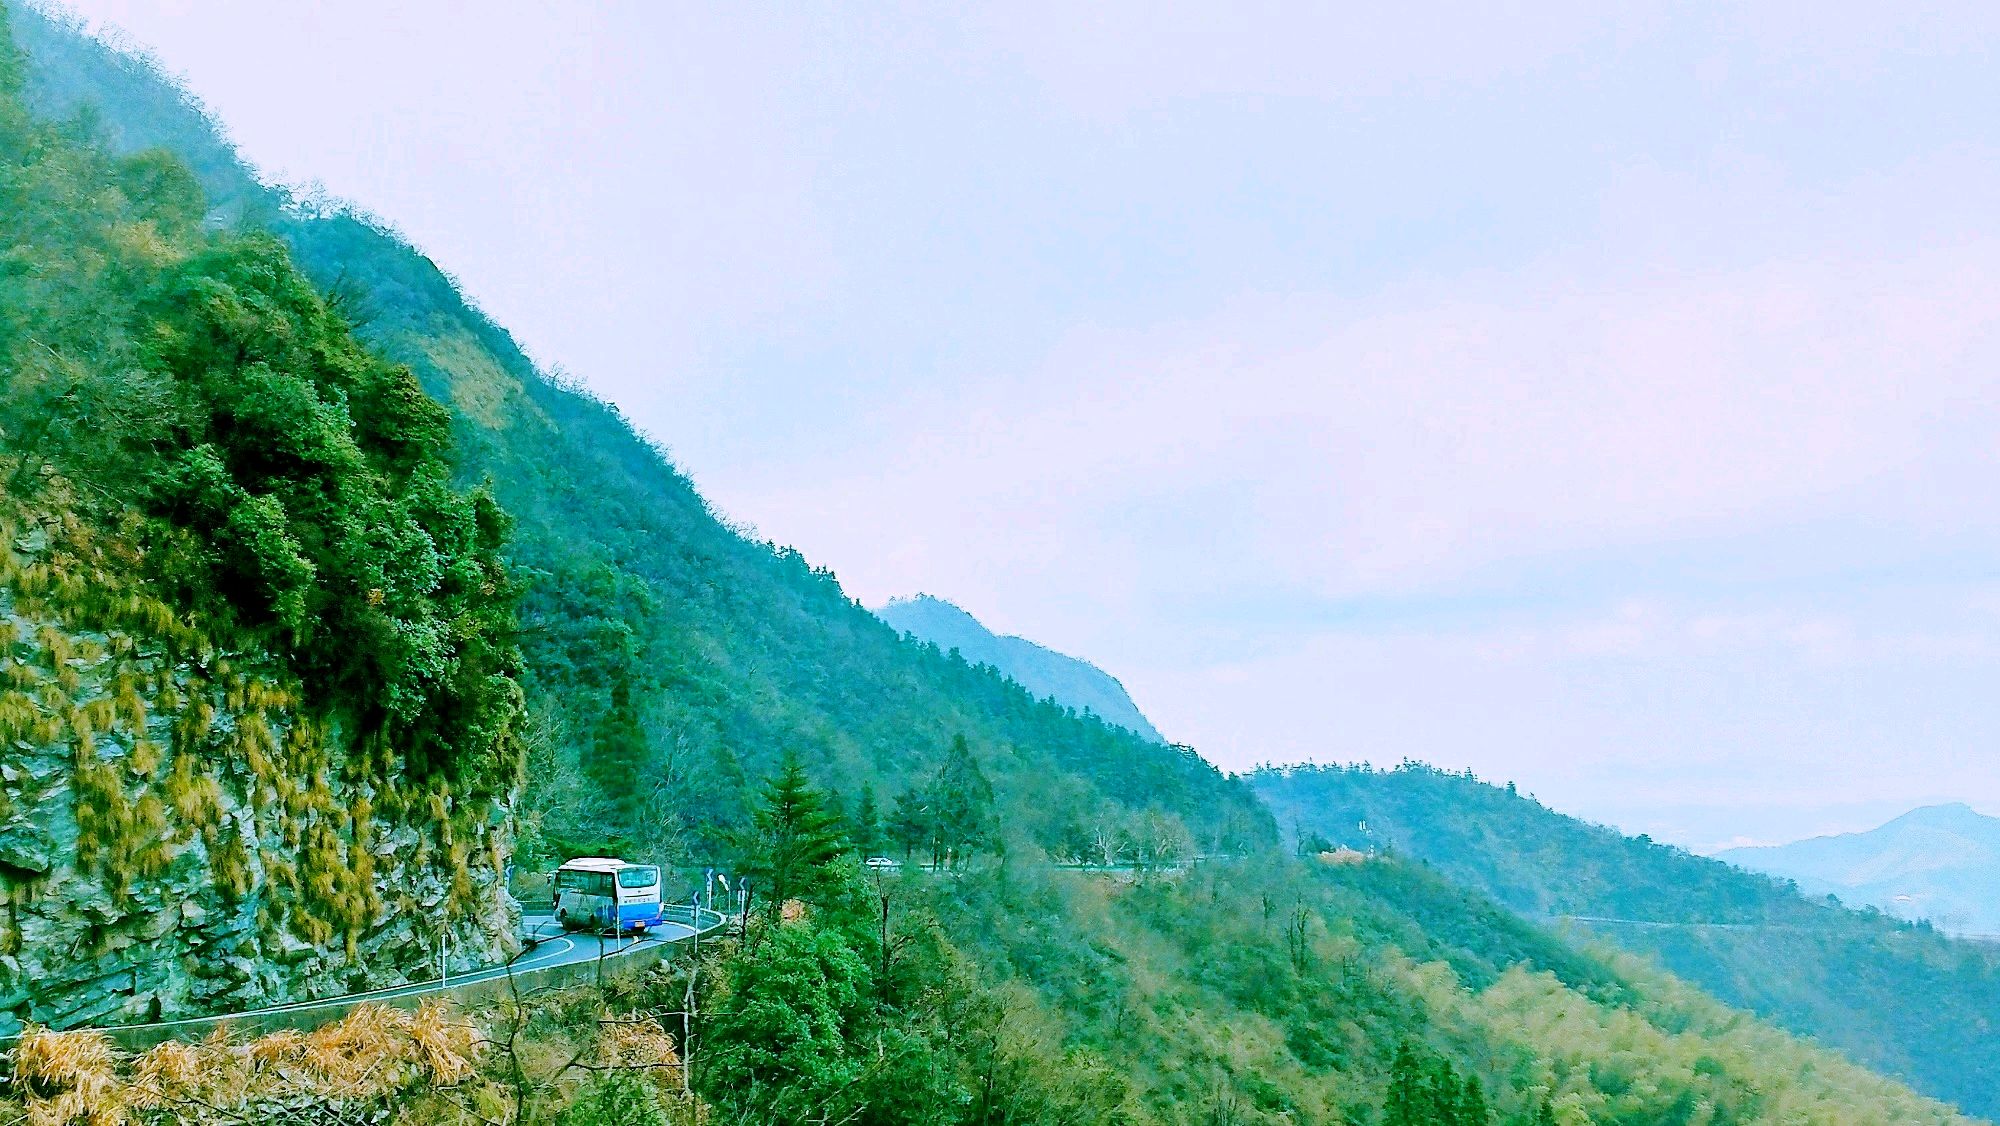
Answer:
[617,866,659,889]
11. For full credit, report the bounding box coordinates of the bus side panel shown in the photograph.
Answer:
[614,883,663,929]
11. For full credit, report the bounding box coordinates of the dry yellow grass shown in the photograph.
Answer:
[3,1000,483,1123]
[12,1026,122,1126]
[126,1039,198,1110]
[407,998,479,1085]
[596,1012,699,1114]
[598,1014,681,1072]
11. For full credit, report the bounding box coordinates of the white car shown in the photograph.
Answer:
[864,856,902,872]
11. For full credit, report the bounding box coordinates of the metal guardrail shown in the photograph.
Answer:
[659,904,731,930]
[17,906,732,1050]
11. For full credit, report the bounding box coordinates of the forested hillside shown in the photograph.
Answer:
[5,6,1991,1123]
[712,778,1975,1126]
[5,4,1267,875]
[1255,763,2000,1118]
[0,9,523,1030]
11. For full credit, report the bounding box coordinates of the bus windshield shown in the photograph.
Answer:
[616,866,659,889]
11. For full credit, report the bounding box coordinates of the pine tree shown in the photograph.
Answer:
[1383,1041,1488,1126]
[1384,1041,1424,1126]
[1453,1073,1490,1124]
[1430,1058,1462,1120]
[889,786,930,863]
[741,752,848,916]
[933,733,994,867]
[853,782,883,857]
[588,668,649,845]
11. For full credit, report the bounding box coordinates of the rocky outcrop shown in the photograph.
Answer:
[0,520,519,1036]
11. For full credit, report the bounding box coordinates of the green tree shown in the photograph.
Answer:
[1453,1072,1489,1124]
[130,235,521,790]
[741,752,848,915]
[892,734,996,868]
[1296,826,1335,857]
[1383,1041,1486,1126]
[588,667,648,847]
[1384,1041,1426,1126]
[934,733,995,867]
[890,785,932,863]
[853,781,884,858]
[702,920,870,1121]
[556,1071,671,1126]
[849,1025,965,1126]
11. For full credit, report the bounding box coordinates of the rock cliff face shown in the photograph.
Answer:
[0,509,518,1035]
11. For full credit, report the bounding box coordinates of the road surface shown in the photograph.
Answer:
[60,908,727,1043]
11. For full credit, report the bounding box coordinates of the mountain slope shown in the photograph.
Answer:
[6,2,1268,874]
[1721,803,2000,934]
[11,10,1991,1123]
[0,19,522,1032]
[923,852,1973,1126]
[1254,762,2000,1118]
[876,594,1165,742]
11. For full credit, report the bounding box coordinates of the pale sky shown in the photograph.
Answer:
[47,1,2000,850]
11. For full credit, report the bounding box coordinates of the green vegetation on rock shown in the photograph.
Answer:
[0,0,523,1030]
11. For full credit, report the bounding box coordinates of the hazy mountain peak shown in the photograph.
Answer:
[1720,802,2000,935]
[884,594,983,631]
[1888,802,1988,829]
[876,595,1165,743]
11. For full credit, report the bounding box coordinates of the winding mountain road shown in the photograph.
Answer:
[64,907,729,1046]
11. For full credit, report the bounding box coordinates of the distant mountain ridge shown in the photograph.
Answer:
[876,595,1164,742]
[1720,803,2000,934]
[1251,762,2000,1117]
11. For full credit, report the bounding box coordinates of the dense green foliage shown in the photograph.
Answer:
[699,766,1973,1126]
[554,1072,673,1126]
[738,752,850,916]
[1383,1042,1489,1126]
[910,850,1971,1124]
[1255,763,2000,1118]
[888,732,997,867]
[137,237,520,787]
[697,769,1132,1126]
[0,43,519,795]
[0,3,521,951]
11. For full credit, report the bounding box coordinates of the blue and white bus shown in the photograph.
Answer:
[552,857,665,934]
